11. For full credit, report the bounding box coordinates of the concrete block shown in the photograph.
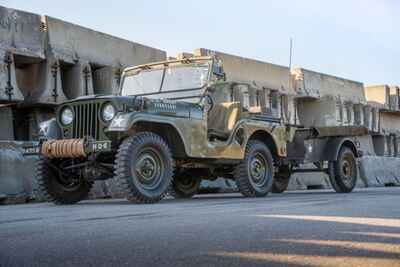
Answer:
[380,112,400,135]
[287,172,332,191]
[194,48,293,94]
[0,141,40,201]
[45,16,166,67]
[359,155,400,186]
[297,96,341,127]
[364,85,400,111]
[0,6,45,58]
[292,68,365,103]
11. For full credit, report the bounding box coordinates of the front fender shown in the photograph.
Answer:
[106,112,191,156]
[107,112,186,133]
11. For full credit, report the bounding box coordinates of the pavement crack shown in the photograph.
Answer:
[73,212,159,222]
[0,217,43,224]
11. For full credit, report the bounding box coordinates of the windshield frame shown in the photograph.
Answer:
[119,57,214,102]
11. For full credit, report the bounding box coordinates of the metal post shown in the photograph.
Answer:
[4,52,14,100]
[51,62,59,102]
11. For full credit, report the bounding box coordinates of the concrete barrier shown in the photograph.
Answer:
[0,141,40,203]
[359,156,400,186]
[45,16,166,67]
[0,6,45,58]
[194,48,292,93]
[292,68,365,103]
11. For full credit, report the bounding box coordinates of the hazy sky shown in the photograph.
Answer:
[2,0,399,85]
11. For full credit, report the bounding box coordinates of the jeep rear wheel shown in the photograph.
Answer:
[36,158,93,205]
[170,171,201,199]
[115,132,173,204]
[235,140,274,197]
[328,147,357,193]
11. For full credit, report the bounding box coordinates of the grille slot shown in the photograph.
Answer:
[72,103,101,139]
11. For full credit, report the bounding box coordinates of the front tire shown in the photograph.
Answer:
[235,140,274,197]
[328,147,357,193]
[36,158,93,205]
[115,132,174,204]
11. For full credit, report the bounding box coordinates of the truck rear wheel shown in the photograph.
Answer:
[115,132,173,204]
[271,166,291,193]
[328,147,357,193]
[36,158,93,205]
[170,171,201,199]
[235,140,274,197]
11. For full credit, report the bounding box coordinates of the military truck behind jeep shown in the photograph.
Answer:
[26,54,362,204]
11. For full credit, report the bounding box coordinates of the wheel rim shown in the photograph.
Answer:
[340,153,355,186]
[248,152,269,187]
[133,147,164,190]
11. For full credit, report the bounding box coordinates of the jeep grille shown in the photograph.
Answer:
[72,102,101,139]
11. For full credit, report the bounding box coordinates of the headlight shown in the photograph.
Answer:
[60,107,73,125]
[102,103,116,122]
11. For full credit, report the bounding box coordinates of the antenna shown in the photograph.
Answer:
[289,37,293,70]
[288,37,297,124]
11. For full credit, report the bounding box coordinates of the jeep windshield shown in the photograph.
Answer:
[121,63,210,102]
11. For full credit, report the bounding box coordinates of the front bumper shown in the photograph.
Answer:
[23,139,111,158]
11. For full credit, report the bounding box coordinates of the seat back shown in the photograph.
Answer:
[208,102,241,138]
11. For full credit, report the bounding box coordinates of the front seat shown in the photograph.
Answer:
[208,102,241,140]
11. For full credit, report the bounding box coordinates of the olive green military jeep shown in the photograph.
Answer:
[27,56,293,204]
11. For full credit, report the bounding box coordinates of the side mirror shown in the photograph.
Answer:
[200,95,214,112]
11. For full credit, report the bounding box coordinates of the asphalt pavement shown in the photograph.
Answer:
[1,187,400,267]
